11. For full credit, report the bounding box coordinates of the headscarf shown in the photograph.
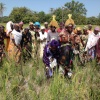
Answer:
[6,21,13,35]
[50,40,59,48]
[19,21,24,25]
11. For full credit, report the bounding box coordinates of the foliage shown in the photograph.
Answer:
[0,1,100,25]
[0,2,6,17]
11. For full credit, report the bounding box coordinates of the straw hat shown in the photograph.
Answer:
[65,14,74,26]
[49,15,59,28]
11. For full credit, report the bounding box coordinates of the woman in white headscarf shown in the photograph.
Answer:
[6,21,13,51]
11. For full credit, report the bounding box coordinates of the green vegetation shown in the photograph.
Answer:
[0,55,100,100]
[0,1,100,25]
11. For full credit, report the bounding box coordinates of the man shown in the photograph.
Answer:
[44,22,49,33]
[57,22,64,34]
[87,24,93,34]
[39,26,47,58]
[19,21,24,33]
[29,22,35,57]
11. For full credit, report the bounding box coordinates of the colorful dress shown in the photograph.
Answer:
[8,30,22,63]
[0,33,5,62]
[43,42,60,77]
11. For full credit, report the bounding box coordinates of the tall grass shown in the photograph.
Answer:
[0,54,100,100]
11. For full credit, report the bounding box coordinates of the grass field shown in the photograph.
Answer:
[0,56,100,100]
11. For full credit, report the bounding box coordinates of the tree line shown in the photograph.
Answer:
[0,1,100,25]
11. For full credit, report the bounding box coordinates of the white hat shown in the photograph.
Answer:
[41,26,45,30]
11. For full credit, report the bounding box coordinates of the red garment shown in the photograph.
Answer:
[45,29,49,33]
[57,28,63,33]
[96,38,100,57]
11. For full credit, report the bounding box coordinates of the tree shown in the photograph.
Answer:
[64,0,87,16]
[9,7,34,23]
[0,3,6,17]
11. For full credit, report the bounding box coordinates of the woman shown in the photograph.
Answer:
[8,24,22,63]
[47,15,59,42]
[6,21,13,51]
[96,38,100,64]
[0,25,6,63]
[21,28,32,60]
[43,40,60,78]
[85,27,100,60]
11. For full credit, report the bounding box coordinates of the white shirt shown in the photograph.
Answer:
[39,31,47,41]
[85,32,100,51]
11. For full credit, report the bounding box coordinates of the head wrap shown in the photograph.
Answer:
[50,40,59,48]
[49,15,59,28]
[19,21,24,25]
[83,26,88,30]
[65,14,74,26]
[76,27,81,31]
[94,26,100,31]
[6,21,13,34]
[44,22,48,25]
[29,22,33,25]
[34,22,40,27]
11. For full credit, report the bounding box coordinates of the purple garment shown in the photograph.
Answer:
[43,43,60,67]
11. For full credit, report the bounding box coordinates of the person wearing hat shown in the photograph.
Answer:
[6,21,13,52]
[85,26,100,60]
[43,40,60,78]
[39,26,47,58]
[47,15,59,42]
[73,27,87,65]
[58,14,75,77]
[44,22,49,33]
[29,22,35,56]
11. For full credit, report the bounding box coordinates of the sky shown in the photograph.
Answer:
[0,0,100,17]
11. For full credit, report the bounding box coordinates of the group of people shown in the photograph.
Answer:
[0,14,100,78]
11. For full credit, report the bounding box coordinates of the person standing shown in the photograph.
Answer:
[44,22,49,33]
[8,24,22,63]
[47,15,59,42]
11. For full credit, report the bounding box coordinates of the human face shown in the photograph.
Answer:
[94,30,99,35]
[77,30,82,35]
[50,26,56,32]
[66,25,73,33]
[44,24,48,29]
[51,46,57,52]
[83,29,88,35]
[29,24,34,30]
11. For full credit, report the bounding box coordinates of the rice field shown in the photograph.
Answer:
[0,54,100,100]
